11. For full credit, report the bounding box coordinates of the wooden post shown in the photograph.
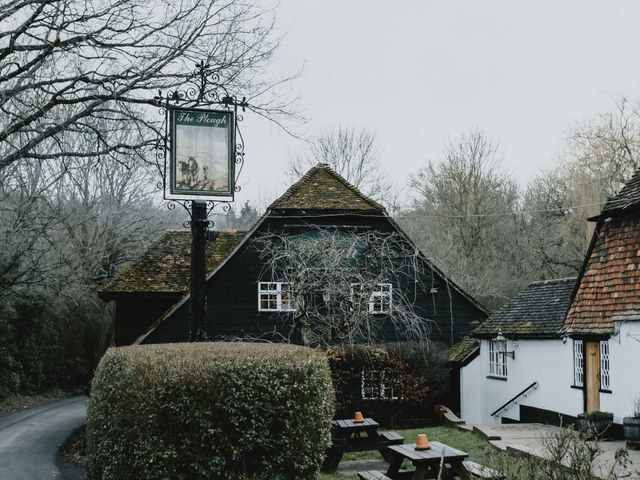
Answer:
[585,340,600,412]
[190,200,208,341]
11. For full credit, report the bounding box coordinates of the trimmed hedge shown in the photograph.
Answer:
[87,342,334,480]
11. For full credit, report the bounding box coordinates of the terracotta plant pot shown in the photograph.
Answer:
[415,433,431,450]
[623,417,640,450]
[353,411,365,423]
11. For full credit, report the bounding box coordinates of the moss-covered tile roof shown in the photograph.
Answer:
[474,277,576,339]
[99,230,245,297]
[448,336,480,364]
[269,163,385,211]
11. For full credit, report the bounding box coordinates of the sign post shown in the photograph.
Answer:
[190,201,208,341]
[156,62,247,341]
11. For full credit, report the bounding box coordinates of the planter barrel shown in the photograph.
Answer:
[577,412,614,439]
[623,417,640,450]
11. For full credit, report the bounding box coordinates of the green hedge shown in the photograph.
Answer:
[87,342,334,480]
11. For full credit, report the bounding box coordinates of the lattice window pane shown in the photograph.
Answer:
[280,284,296,311]
[573,340,584,387]
[489,340,507,377]
[600,341,610,390]
[361,370,384,400]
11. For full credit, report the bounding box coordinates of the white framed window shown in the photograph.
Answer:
[489,340,508,378]
[258,282,295,312]
[361,369,399,400]
[573,339,584,387]
[600,340,610,390]
[350,283,392,314]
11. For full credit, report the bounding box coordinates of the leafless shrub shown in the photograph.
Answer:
[489,426,630,480]
[252,228,434,348]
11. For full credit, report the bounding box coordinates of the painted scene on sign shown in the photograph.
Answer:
[175,124,230,193]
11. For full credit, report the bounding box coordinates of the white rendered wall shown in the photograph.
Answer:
[600,321,640,424]
[460,338,583,425]
[460,351,484,422]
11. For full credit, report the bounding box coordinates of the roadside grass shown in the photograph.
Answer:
[0,388,78,416]
[320,425,495,480]
[60,425,87,465]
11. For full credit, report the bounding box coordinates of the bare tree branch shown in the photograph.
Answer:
[0,0,299,171]
[252,228,433,349]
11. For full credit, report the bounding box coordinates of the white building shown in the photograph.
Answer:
[459,169,640,427]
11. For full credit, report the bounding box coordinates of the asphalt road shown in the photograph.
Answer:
[0,395,87,480]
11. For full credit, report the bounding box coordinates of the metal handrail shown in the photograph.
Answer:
[491,381,538,417]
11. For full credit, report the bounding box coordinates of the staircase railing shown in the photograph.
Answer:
[491,381,538,417]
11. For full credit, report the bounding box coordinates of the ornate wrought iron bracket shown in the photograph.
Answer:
[154,61,247,221]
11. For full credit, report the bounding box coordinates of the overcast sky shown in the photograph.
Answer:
[236,1,640,209]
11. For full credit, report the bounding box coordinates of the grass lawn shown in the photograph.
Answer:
[319,425,495,480]
[60,422,497,480]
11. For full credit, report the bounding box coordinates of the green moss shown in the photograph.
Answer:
[449,337,479,363]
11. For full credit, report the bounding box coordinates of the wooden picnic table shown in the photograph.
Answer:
[385,441,470,480]
[321,418,403,473]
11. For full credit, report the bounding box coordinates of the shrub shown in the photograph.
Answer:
[488,425,630,479]
[326,343,449,426]
[0,291,111,400]
[87,342,335,480]
[582,411,614,421]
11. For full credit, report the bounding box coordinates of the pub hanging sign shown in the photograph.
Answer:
[166,106,235,201]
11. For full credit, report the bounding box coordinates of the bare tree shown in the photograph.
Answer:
[568,96,640,197]
[0,0,297,171]
[404,130,520,308]
[519,97,640,279]
[253,229,433,348]
[289,126,392,202]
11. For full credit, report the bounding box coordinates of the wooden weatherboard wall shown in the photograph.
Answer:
[143,211,487,346]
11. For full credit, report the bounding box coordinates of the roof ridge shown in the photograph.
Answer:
[269,163,385,212]
[601,167,640,215]
[527,277,577,286]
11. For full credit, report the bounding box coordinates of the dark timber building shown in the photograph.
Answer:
[100,164,487,347]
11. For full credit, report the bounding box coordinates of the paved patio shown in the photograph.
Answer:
[470,423,640,479]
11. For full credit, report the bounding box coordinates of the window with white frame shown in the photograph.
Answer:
[258,282,295,312]
[350,283,392,314]
[361,369,399,400]
[489,339,508,377]
[573,339,584,387]
[600,340,610,390]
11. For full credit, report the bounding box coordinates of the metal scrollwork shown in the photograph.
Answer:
[155,60,249,226]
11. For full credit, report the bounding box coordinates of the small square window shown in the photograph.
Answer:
[258,282,296,312]
[361,369,399,400]
[350,283,392,314]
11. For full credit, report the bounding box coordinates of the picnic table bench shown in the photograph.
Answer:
[358,471,394,480]
[359,441,471,480]
[321,418,404,473]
